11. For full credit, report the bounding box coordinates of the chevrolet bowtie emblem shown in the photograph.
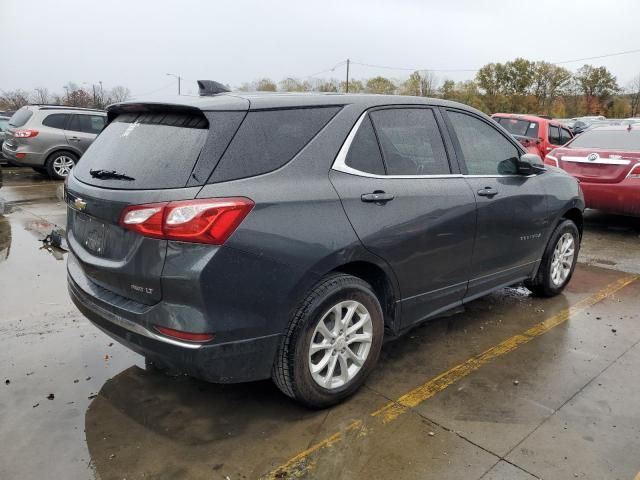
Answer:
[74,198,87,211]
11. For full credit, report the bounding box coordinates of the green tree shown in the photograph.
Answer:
[439,79,456,100]
[366,76,396,95]
[574,65,619,114]
[279,77,309,92]
[475,63,508,112]
[339,79,364,93]
[530,62,572,115]
[255,78,277,92]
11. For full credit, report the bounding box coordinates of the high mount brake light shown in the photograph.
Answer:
[120,197,254,244]
[14,129,39,138]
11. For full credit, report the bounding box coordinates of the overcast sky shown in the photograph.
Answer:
[3,0,640,98]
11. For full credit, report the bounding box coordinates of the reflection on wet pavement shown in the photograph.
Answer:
[2,167,640,480]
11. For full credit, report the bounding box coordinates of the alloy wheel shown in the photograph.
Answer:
[52,155,75,177]
[550,232,575,286]
[308,300,373,390]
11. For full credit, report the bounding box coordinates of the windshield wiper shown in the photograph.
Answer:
[89,169,135,181]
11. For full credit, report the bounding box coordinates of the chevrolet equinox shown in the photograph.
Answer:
[67,81,584,407]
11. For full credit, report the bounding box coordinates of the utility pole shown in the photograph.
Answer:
[346,59,350,93]
[166,73,182,95]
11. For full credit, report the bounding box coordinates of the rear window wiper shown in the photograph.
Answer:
[89,169,135,181]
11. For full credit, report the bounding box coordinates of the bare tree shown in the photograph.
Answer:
[628,74,640,117]
[107,86,131,104]
[0,90,31,110]
[32,87,51,104]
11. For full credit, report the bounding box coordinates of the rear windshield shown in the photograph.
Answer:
[9,108,33,127]
[496,117,539,138]
[569,129,640,151]
[72,112,208,189]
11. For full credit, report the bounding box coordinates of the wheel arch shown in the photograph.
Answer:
[561,207,584,239]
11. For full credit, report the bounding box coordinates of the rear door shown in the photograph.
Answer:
[66,107,247,305]
[330,106,476,327]
[64,114,106,153]
[443,108,550,300]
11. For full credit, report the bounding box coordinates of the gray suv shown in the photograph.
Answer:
[67,83,584,407]
[2,105,106,180]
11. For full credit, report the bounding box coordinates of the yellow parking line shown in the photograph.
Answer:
[263,275,638,480]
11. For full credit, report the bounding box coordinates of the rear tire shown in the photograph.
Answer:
[525,219,580,297]
[45,151,77,180]
[272,273,384,408]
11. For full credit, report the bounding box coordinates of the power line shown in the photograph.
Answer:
[305,61,347,78]
[345,47,640,75]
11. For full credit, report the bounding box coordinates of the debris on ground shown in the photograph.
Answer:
[4,379,9,385]
[428,431,435,437]
[88,394,97,400]
[32,403,39,408]
[47,393,55,400]
[513,380,520,385]
[73,379,79,383]
[612,328,617,333]
[40,228,68,250]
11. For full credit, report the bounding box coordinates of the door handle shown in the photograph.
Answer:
[361,191,395,203]
[477,187,498,197]
[69,137,81,142]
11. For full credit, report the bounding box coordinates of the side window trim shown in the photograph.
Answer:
[332,107,462,179]
[441,107,525,177]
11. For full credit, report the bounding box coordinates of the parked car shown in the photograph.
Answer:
[0,115,10,159]
[492,113,573,157]
[545,125,640,216]
[67,86,584,407]
[1,105,107,180]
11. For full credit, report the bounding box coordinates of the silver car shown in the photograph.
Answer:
[2,105,106,180]
[0,115,10,158]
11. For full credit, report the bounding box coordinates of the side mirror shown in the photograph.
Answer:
[518,153,546,175]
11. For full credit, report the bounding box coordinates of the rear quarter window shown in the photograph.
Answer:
[208,107,341,183]
[42,114,70,129]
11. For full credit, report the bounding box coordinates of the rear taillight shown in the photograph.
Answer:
[544,154,559,167]
[14,129,39,138]
[120,197,254,244]
[627,164,640,179]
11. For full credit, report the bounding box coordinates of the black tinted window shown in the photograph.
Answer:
[370,108,449,175]
[72,112,208,189]
[67,114,106,134]
[9,108,33,127]
[549,125,562,145]
[448,110,520,175]
[42,114,70,130]
[345,116,385,175]
[209,107,340,183]
[569,129,640,150]
[560,128,572,144]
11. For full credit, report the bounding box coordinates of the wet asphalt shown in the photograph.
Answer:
[0,166,639,480]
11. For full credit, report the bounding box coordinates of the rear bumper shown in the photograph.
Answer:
[1,142,45,166]
[68,266,282,383]
[580,180,640,216]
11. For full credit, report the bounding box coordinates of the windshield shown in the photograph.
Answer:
[569,128,640,151]
[496,117,539,138]
[8,108,33,127]
[72,112,209,189]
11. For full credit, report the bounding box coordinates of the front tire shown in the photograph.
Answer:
[526,219,580,297]
[46,151,77,180]
[272,273,384,408]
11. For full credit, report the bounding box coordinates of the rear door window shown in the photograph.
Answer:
[560,127,572,144]
[42,114,70,130]
[496,117,539,139]
[370,108,449,175]
[9,108,33,127]
[209,107,340,183]
[67,114,106,134]
[345,116,385,175]
[548,125,563,145]
[448,110,520,175]
[72,111,209,189]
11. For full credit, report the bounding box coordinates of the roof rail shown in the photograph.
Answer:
[29,104,105,112]
[197,80,230,96]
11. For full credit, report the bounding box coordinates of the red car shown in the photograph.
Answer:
[492,113,573,158]
[545,125,640,216]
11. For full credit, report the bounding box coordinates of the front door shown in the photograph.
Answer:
[330,107,476,328]
[443,108,550,300]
